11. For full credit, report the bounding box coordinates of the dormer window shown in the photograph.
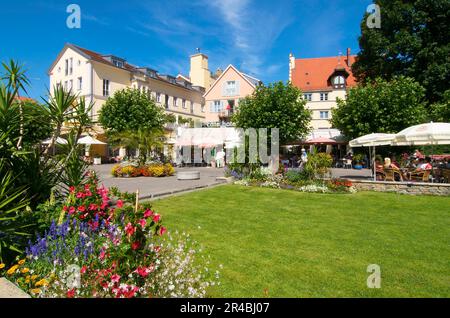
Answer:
[113,59,124,68]
[332,75,345,89]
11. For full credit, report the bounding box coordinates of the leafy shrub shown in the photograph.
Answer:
[163,163,175,176]
[305,153,333,178]
[149,164,165,177]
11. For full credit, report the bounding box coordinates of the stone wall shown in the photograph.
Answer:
[351,180,450,196]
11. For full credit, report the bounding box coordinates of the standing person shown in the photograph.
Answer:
[299,148,308,171]
[215,149,225,168]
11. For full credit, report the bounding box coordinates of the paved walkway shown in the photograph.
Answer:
[91,165,227,200]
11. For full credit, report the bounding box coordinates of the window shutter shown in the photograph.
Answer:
[220,100,225,112]
[235,80,240,96]
[210,101,214,112]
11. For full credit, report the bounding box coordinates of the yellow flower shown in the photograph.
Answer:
[0,263,5,269]
[6,265,19,275]
[18,259,26,265]
[25,279,30,284]
[31,275,38,281]
[35,279,48,287]
[21,268,30,274]
[30,288,41,295]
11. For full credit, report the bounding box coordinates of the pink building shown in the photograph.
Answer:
[203,65,261,127]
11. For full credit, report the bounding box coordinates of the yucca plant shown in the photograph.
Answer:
[0,159,33,264]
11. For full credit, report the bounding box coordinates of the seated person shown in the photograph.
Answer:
[419,157,433,170]
[384,158,400,170]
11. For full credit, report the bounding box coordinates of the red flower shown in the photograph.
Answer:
[76,192,85,199]
[135,266,150,278]
[84,184,91,191]
[152,214,161,223]
[69,186,75,193]
[85,189,92,197]
[80,266,87,274]
[131,241,140,250]
[67,289,76,298]
[89,203,98,211]
[117,200,124,208]
[144,209,153,218]
[138,219,146,228]
[69,206,76,214]
[159,226,167,236]
[125,223,136,236]
[77,205,86,212]
[111,274,121,284]
[63,206,68,211]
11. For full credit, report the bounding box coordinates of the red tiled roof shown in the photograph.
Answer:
[15,96,37,103]
[73,45,137,72]
[291,55,357,92]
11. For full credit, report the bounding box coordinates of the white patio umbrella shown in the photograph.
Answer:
[77,135,106,157]
[77,135,106,145]
[349,133,396,181]
[42,137,68,145]
[392,122,450,146]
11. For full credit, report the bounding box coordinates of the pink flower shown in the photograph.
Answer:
[144,209,153,218]
[138,219,146,228]
[67,289,75,298]
[135,266,150,278]
[89,203,98,211]
[85,189,92,197]
[125,223,135,236]
[68,206,76,215]
[76,192,84,199]
[159,226,167,236]
[80,266,87,274]
[99,249,106,260]
[117,200,124,208]
[77,205,86,212]
[111,274,121,284]
[101,201,108,210]
[152,214,161,223]
[84,184,91,191]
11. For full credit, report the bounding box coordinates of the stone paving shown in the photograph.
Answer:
[91,165,228,200]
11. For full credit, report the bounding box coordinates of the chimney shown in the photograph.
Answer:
[289,53,295,82]
[346,48,351,67]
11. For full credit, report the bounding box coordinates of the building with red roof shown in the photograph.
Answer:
[289,49,357,130]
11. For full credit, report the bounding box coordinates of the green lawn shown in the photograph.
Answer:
[151,185,450,298]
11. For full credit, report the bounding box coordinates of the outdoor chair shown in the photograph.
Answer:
[344,159,352,169]
[441,169,450,183]
[409,169,431,182]
[383,168,395,181]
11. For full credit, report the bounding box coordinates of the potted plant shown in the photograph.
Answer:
[353,154,364,170]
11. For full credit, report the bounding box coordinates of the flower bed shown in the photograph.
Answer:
[0,175,218,298]
[229,166,357,194]
[112,163,175,178]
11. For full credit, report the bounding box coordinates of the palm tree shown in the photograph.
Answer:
[110,128,166,165]
[40,85,77,155]
[1,60,30,150]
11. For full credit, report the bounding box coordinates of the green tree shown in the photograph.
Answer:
[232,82,311,144]
[99,88,166,134]
[331,76,428,139]
[429,90,450,122]
[352,0,450,104]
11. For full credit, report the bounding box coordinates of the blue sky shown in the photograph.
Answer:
[0,0,373,99]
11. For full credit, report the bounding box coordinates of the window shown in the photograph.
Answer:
[173,97,178,107]
[113,59,124,68]
[64,81,68,91]
[182,99,186,109]
[304,93,312,101]
[69,58,73,75]
[156,93,161,103]
[190,101,194,114]
[320,111,329,119]
[65,59,68,76]
[333,75,345,88]
[210,100,223,113]
[103,79,110,97]
[201,103,205,113]
[224,80,238,96]
[77,77,82,91]
[69,79,73,91]
[320,93,329,101]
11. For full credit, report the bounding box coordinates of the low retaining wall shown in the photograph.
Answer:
[351,180,450,196]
